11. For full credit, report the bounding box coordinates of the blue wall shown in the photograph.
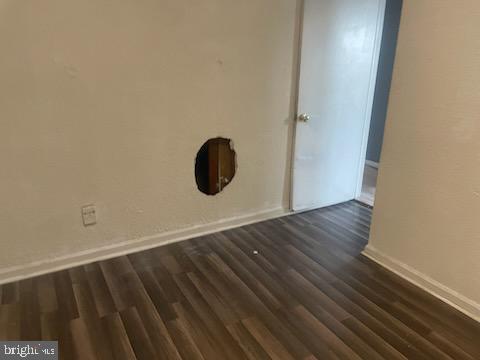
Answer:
[366,0,403,163]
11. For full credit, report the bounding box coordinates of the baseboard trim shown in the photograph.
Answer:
[0,207,290,286]
[365,160,379,169]
[363,245,480,323]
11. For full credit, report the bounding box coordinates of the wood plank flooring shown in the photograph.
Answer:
[1,201,479,359]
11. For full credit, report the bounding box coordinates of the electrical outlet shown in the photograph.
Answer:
[82,205,97,226]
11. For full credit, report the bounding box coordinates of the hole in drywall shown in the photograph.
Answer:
[195,138,236,196]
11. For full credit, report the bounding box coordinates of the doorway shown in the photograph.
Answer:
[291,0,402,211]
[358,0,403,206]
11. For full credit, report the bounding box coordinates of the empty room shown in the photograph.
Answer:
[1,0,479,359]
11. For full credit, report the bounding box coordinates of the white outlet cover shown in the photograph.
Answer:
[82,205,97,226]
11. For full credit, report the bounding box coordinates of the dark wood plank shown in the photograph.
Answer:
[102,313,137,360]
[120,307,157,360]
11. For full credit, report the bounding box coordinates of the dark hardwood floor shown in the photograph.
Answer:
[1,201,479,359]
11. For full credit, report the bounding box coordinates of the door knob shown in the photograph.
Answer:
[298,113,311,122]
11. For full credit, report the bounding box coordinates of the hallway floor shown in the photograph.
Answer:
[358,164,378,206]
[1,201,479,359]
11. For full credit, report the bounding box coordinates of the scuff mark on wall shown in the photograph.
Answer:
[52,56,79,79]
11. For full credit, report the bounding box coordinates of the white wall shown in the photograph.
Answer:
[367,0,480,320]
[0,0,301,280]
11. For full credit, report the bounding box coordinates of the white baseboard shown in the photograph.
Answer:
[363,245,480,323]
[0,207,290,286]
[365,160,379,169]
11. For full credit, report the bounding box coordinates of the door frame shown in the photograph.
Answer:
[289,0,387,211]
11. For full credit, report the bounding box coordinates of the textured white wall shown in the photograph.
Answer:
[0,0,300,271]
[369,0,480,308]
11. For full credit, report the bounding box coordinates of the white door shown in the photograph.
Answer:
[292,0,385,211]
